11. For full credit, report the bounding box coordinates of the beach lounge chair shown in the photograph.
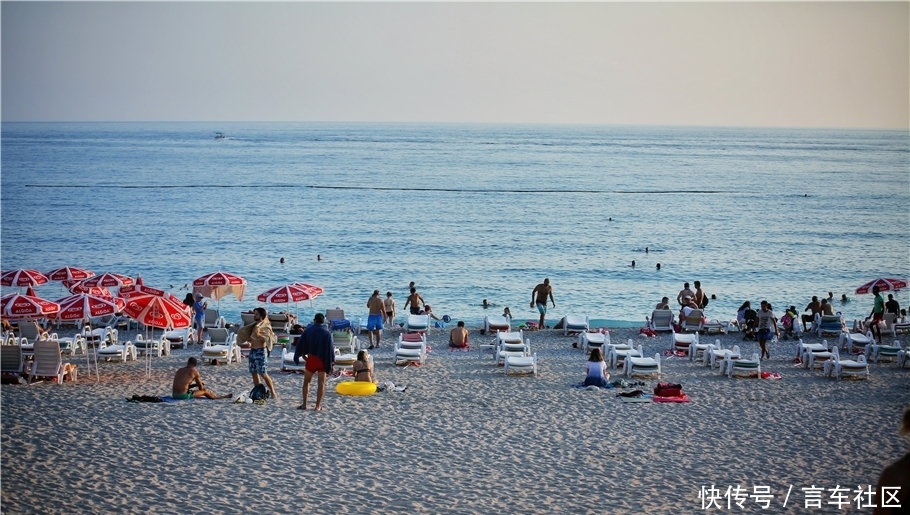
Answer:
[203,309,226,331]
[670,331,698,355]
[705,343,741,370]
[609,342,643,370]
[398,332,426,351]
[331,330,359,354]
[240,312,256,326]
[483,315,511,334]
[504,353,538,376]
[579,331,609,354]
[815,314,844,338]
[804,341,835,371]
[841,330,874,355]
[563,315,589,336]
[333,349,360,374]
[18,321,46,342]
[393,334,426,366]
[133,334,169,358]
[97,329,136,362]
[701,319,727,335]
[647,310,674,332]
[55,334,86,357]
[894,317,910,335]
[824,347,869,380]
[164,328,193,350]
[201,328,240,365]
[866,341,901,364]
[28,340,76,384]
[405,314,430,334]
[268,313,290,334]
[624,353,661,378]
[689,338,715,362]
[18,338,35,361]
[325,309,346,325]
[495,334,530,366]
[898,347,910,368]
[723,353,760,379]
[280,346,306,372]
[879,313,897,337]
[1,344,24,376]
[681,309,704,333]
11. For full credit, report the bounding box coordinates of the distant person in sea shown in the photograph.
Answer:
[802,296,821,332]
[755,301,776,360]
[886,294,901,318]
[530,278,556,329]
[655,297,671,310]
[449,321,469,348]
[280,257,285,264]
[365,290,384,349]
[404,287,424,315]
[645,247,649,253]
[677,283,695,307]
[383,292,396,329]
[827,292,835,304]
[872,407,910,515]
[193,293,207,343]
[172,357,231,400]
[317,255,322,261]
[483,299,490,309]
[502,307,513,320]
[294,313,334,411]
[631,260,635,268]
[582,348,610,387]
[656,263,661,271]
[841,294,850,303]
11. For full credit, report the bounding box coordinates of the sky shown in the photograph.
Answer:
[2,2,908,129]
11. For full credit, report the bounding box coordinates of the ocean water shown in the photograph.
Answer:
[2,122,908,328]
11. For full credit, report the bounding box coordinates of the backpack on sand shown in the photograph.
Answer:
[249,384,271,401]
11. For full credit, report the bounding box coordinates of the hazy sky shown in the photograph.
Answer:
[2,2,907,128]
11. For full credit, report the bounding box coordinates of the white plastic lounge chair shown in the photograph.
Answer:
[879,313,897,337]
[333,349,361,374]
[201,328,239,365]
[647,310,675,332]
[203,309,226,330]
[18,338,34,361]
[495,334,530,366]
[824,347,869,380]
[815,314,844,338]
[398,332,426,351]
[624,352,661,378]
[897,347,910,368]
[504,353,538,376]
[280,346,307,372]
[609,342,643,370]
[393,334,426,365]
[723,353,760,378]
[331,330,359,354]
[1,344,24,376]
[804,340,835,370]
[681,309,704,333]
[133,334,169,358]
[841,331,874,355]
[894,317,910,335]
[690,338,715,362]
[579,331,609,354]
[404,314,430,334]
[164,328,193,350]
[97,329,136,362]
[240,312,256,326]
[483,315,511,334]
[268,313,291,334]
[54,334,86,357]
[705,343,741,371]
[866,341,901,363]
[670,331,698,355]
[28,340,76,384]
[325,309,346,325]
[701,319,727,335]
[18,321,46,342]
[563,315,589,336]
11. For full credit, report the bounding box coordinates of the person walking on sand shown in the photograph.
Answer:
[383,291,396,328]
[866,285,885,343]
[366,290,384,349]
[243,307,278,399]
[192,292,207,343]
[294,313,334,411]
[172,357,231,400]
[404,287,424,315]
[530,278,555,329]
[756,301,776,360]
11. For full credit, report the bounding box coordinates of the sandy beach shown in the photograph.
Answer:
[2,322,907,514]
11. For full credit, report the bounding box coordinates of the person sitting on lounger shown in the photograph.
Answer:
[582,348,610,387]
[655,297,671,310]
[172,357,231,400]
[449,321,469,348]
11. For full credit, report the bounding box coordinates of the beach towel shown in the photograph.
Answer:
[653,393,690,403]
[330,319,352,331]
[572,382,616,390]
[237,319,276,351]
[662,350,687,357]
[760,371,782,380]
[620,394,653,403]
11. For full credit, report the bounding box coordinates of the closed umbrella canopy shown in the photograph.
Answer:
[1,292,60,320]
[855,277,907,295]
[45,267,95,283]
[1,269,49,288]
[193,271,246,302]
[55,293,123,321]
[123,294,192,330]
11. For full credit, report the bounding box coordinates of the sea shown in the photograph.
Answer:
[2,122,908,329]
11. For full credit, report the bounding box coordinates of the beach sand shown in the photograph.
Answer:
[2,324,907,514]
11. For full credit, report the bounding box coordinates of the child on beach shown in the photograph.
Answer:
[583,348,610,387]
[383,292,396,328]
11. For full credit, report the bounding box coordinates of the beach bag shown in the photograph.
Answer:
[780,312,793,327]
[249,384,271,401]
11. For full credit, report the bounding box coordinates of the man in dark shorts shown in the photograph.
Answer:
[530,278,555,329]
[802,296,821,332]
[404,287,424,315]
[867,286,885,343]
[294,313,334,411]
[172,357,231,400]
[366,290,384,349]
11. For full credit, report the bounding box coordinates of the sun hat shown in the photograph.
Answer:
[194,292,203,299]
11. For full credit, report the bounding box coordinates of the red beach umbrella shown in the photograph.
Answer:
[1,269,49,288]
[257,283,323,304]
[119,283,181,303]
[79,273,134,289]
[192,271,246,303]
[55,293,123,321]
[68,283,113,297]
[123,294,192,331]
[45,267,95,283]
[0,292,60,320]
[855,277,907,295]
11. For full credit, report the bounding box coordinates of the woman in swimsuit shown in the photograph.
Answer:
[352,350,375,383]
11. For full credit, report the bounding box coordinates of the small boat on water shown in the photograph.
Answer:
[215,132,225,139]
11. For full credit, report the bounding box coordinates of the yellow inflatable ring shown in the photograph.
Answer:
[335,381,377,396]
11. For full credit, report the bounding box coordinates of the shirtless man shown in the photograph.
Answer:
[404,287,424,315]
[366,290,384,349]
[802,296,821,332]
[676,283,695,307]
[530,278,556,329]
[693,281,706,308]
[172,357,231,400]
[246,307,278,399]
[449,321,469,348]
[655,297,671,310]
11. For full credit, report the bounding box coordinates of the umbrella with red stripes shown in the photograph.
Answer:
[78,273,134,289]
[1,269,49,289]
[855,277,907,295]
[1,291,60,320]
[54,293,123,322]
[45,266,96,283]
[257,282,324,319]
[192,271,246,307]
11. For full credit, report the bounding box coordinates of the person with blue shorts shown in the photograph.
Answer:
[530,278,556,329]
[366,290,385,349]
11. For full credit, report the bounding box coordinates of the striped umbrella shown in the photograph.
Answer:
[855,277,907,295]
[1,292,60,320]
[1,269,49,289]
[45,267,96,283]
[55,293,123,321]
[78,273,134,289]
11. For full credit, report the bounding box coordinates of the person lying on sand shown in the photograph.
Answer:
[172,357,231,400]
